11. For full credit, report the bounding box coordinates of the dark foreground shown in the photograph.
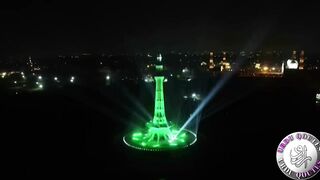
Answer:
[2,73,320,179]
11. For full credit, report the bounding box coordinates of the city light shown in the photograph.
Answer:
[1,72,6,78]
[201,61,207,66]
[144,75,153,83]
[38,76,42,80]
[70,76,75,83]
[191,93,201,101]
[14,81,17,84]
[39,84,43,88]
[182,68,188,73]
[106,75,110,80]
[156,54,162,62]
[263,66,269,71]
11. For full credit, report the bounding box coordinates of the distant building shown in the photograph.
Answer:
[208,51,215,69]
[220,51,231,72]
[286,59,298,69]
[299,50,305,70]
[286,50,299,69]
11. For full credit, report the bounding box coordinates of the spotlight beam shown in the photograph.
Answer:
[176,72,234,137]
[121,87,153,120]
[176,20,273,137]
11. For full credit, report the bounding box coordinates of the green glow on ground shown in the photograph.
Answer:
[123,74,197,151]
[123,127,197,151]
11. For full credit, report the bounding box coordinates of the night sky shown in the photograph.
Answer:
[0,0,319,56]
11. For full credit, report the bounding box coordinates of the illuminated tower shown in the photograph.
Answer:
[123,54,197,151]
[292,50,297,61]
[299,50,305,70]
[209,51,215,69]
[152,76,168,127]
[151,55,168,127]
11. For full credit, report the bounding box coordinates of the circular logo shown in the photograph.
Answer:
[277,132,320,179]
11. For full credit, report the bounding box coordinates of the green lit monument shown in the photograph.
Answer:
[123,54,197,151]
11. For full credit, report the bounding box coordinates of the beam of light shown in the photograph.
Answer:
[194,113,201,135]
[99,87,151,124]
[125,93,152,121]
[120,86,152,121]
[175,71,234,137]
[201,89,253,120]
[175,17,273,138]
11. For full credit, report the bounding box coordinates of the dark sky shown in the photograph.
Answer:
[0,0,319,56]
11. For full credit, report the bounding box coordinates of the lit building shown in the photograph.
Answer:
[220,51,231,72]
[26,56,41,72]
[299,50,305,70]
[255,63,261,69]
[209,51,215,69]
[292,50,297,60]
[286,59,299,69]
[286,50,299,69]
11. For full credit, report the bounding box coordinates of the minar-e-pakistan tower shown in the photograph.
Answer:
[123,54,197,151]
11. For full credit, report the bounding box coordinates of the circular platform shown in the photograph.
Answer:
[123,129,197,151]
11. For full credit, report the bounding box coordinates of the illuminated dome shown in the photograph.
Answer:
[286,59,298,69]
